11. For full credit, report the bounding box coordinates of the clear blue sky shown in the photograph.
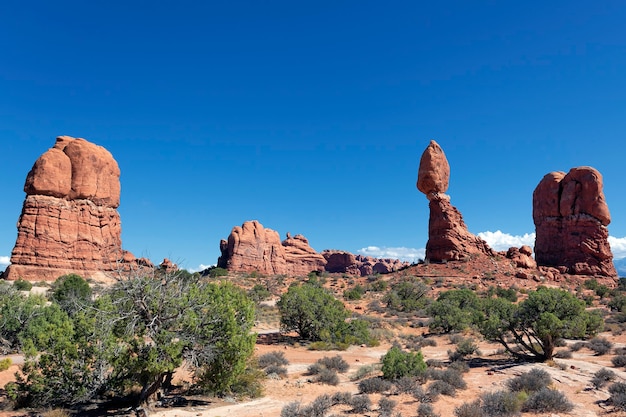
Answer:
[2,1,626,271]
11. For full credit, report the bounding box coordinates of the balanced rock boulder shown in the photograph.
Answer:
[417,140,494,262]
[217,220,326,276]
[4,136,141,282]
[533,167,616,277]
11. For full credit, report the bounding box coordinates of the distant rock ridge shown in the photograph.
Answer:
[417,140,494,262]
[4,136,146,282]
[533,167,616,277]
[217,221,409,276]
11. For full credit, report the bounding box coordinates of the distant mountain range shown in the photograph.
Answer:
[615,258,626,276]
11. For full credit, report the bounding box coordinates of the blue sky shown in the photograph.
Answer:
[1,1,626,272]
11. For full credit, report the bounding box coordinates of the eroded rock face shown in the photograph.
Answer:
[4,136,139,282]
[321,250,409,276]
[417,141,493,262]
[217,221,326,276]
[533,167,616,277]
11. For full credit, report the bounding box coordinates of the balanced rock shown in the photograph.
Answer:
[417,141,494,262]
[4,136,140,282]
[533,167,616,277]
[217,221,326,276]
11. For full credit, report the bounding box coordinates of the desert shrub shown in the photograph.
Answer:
[381,346,427,380]
[350,394,372,413]
[307,362,324,375]
[553,349,572,359]
[448,338,480,361]
[569,341,586,351]
[417,403,440,417]
[421,338,437,347]
[428,289,481,334]
[609,382,626,411]
[281,401,301,417]
[411,385,432,403]
[208,267,229,278]
[317,368,339,386]
[344,284,365,301]
[229,362,266,399]
[587,336,613,355]
[359,377,392,394]
[612,355,626,368]
[316,355,349,373]
[302,394,332,417]
[394,376,418,394]
[615,347,626,355]
[522,388,573,413]
[258,351,289,368]
[49,274,92,315]
[494,286,518,302]
[0,358,11,371]
[383,279,430,312]
[454,400,484,417]
[331,391,352,405]
[378,397,397,417]
[480,390,524,417]
[264,365,287,377]
[248,284,271,302]
[441,368,467,389]
[426,359,445,368]
[427,380,457,398]
[448,361,470,373]
[506,368,551,393]
[591,368,616,389]
[448,334,465,344]
[13,279,32,291]
[352,364,376,380]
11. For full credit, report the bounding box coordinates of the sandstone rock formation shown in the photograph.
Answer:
[417,140,494,262]
[217,220,326,276]
[4,136,141,282]
[506,245,537,269]
[322,250,409,275]
[533,167,616,277]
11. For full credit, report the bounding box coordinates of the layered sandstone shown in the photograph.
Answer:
[217,221,326,276]
[4,136,141,282]
[533,167,616,277]
[417,140,494,262]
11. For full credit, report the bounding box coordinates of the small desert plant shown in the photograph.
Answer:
[352,364,376,380]
[454,400,484,417]
[480,390,524,417]
[258,351,289,367]
[40,410,71,417]
[449,334,465,344]
[612,354,626,368]
[0,358,12,371]
[591,368,616,389]
[587,336,613,355]
[304,394,332,417]
[427,380,457,398]
[281,401,301,417]
[553,349,572,359]
[448,360,470,373]
[264,364,287,377]
[609,382,626,411]
[378,397,397,417]
[316,355,350,373]
[359,377,392,394]
[417,403,440,417]
[421,338,437,347]
[569,341,586,351]
[350,394,372,413]
[522,388,573,413]
[394,376,418,394]
[411,385,432,403]
[317,368,339,385]
[13,279,32,291]
[381,345,427,380]
[331,391,353,405]
[426,359,445,368]
[506,368,551,393]
[448,338,480,361]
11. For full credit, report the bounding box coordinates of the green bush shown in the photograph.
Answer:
[506,368,551,393]
[208,267,229,278]
[0,358,11,371]
[13,279,32,291]
[343,284,365,300]
[480,390,524,417]
[383,279,430,312]
[247,284,271,302]
[428,289,481,333]
[49,274,92,315]
[381,345,427,380]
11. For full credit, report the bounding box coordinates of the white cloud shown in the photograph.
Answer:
[609,236,626,260]
[188,263,214,273]
[357,246,425,262]
[477,230,535,252]
[0,256,9,267]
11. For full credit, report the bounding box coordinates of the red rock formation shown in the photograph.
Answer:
[321,250,409,276]
[4,136,141,282]
[417,141,494,262]
[506,245,537,269]
[533,167,616,277]
[217,221,326,276]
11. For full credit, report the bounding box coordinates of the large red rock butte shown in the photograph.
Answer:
[217,220,327,276]
[4,136,146,282]
[417,140,494,262]
[533,167,616,277]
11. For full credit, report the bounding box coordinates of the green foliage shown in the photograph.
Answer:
[13,279,33,291]
[208,267,229,278]
[49,274,92,316]
[247,284,271,303]
[0,283,48,354]
[428,289,481,333]
[487,286,518,302]
[0,357,11,371]
[384,279,429,312]
[478,287,603,361]
[381,345,427,380]
[480,390,525,416]
[506,368,551,393]
[343,284,365,300]
[522,388,573,413]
